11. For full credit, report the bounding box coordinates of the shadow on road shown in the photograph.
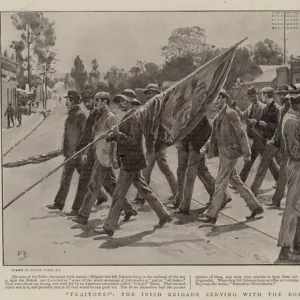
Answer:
[173,207,207,225]
[206,222,248,237]
[72,218,105,238]
[98,228,205,249]
[30,210,63,220]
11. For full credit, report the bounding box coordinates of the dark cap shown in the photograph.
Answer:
[275,85,289,95]
[64,90,81,103]
[290,94,300,105]
[246,86,258,96]
[81,90,94,100]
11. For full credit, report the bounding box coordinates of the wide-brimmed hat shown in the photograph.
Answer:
[290,94,300,105]
[113,89,141,106]
[275,85,289,95]
[143,83,161,94]
[289,83,300,94]
[219,88,230,100]
[95,92,111,105]
[246,86,258,96]
[64,90,81,103]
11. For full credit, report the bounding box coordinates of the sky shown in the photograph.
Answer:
[1,11,300,76]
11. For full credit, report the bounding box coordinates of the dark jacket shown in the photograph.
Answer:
[273,105,290,149]
[15,105,23,116]
[202,105,251,160]
[62,105,87,158]
[181,115,212,152]
[4,106,15,116]
[255,100,281,140]
[75,108,99,152]
[107,108,147,172]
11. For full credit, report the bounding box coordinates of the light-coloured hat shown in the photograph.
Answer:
[219,88,230,100]
[113,89,141,106]
[143,83,161,94]
[95,91,111,104]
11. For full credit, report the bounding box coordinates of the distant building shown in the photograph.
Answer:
[1,53,18,128]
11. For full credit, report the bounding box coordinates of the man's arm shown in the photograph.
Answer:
[229,110,251,157]
[284,119,300,160]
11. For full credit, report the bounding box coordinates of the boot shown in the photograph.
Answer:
[278,246,300,262]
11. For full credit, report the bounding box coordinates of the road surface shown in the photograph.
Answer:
[2,101,289,265]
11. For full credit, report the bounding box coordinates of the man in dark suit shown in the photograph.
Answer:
[4,103,15,128]
[94,89,172,236]
[250,87,281,196]
[198,89,263,224]
[46,91,87,211]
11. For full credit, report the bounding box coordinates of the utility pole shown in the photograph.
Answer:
[27,24,31,90]
[271,11,299,65]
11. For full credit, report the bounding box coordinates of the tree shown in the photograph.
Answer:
[161,53,197,82]
[71,56,88,93]
[253,38,284,65]
[162,26,208,61]
[104,66,129,94]
[225,47,262,89]
[89,59,100,92]
[10,12,56,89]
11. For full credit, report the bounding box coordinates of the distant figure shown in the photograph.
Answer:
[4,103,15,128]
[15,102,23,127]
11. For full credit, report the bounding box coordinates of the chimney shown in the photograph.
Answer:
[276,66,288,87]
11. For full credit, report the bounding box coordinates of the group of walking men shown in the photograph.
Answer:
[46,81,300,262]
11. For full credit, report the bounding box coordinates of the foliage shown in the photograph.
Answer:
[253,38,284,65]
[71,56,88,93]
[161,26,208,61]
[104,66,129,94]
[161,53,197,82]
[225,47,263,89]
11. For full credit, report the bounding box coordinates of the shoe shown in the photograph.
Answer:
[198,215,217,224]
[46,204,63,211]
[123,210,138,222]
[95,198,108,206]
[279,246,300,262]
[155,216,173,228]
[265,201,280,208]
[72,215,88,225]
[173,208,189,215]
[229,185,237,190]
[168,195,175,201]
[221,197,232,209]
[133,198,145,205]
[93,227,114,236]
[165,203,179,209]
[64,210,78,217]
[245,207,264,220]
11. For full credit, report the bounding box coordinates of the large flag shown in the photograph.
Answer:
[136,39,244,153]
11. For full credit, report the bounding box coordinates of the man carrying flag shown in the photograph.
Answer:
[94,89,172,236]
[134,83,177,204]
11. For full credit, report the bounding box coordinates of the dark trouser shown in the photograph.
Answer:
[251,143,280,196]
[54,156,82,209]
[272,153,288,205]
[78,161,136,220]
[17,114,22,125]
[135,149,177,199]
[104,167,170,233]
[294,217,300,251]
[175,144,230,209]
[71,150,107,211]
[240,137,279,183]
[7,115,14,127]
